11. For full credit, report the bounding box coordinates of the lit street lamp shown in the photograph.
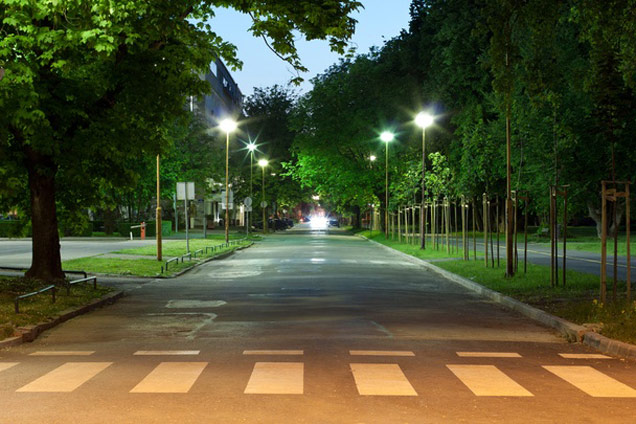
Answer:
[220,118,238,243]
[247,143,257,236]
[415,112,434,249]
[258,159,269,234]
[380,131,394,238]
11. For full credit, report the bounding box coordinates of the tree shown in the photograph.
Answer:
[0,0,361,281]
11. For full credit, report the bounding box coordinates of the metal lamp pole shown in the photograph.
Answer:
[259,159,269,234]
[220,119,238,243]
[416,112,434,249]
[381,132,394,238]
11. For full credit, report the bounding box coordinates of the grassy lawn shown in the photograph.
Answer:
[363,230,636,345]
[64,240,252,277]
[0,276,112,340]
[357,229,470,260]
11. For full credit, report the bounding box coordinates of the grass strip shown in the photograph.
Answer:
[362,230,636,345]
[64,240,251,277]
[0,276,112,340]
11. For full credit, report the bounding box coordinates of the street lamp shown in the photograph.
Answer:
[247,143,257,237]
[415,112,434,249]
[220,118,238,243]
[380,131,394,238]
[369,155,377,162]
[258,159,269,234]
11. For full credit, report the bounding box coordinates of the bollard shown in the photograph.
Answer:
[140,222,146,240]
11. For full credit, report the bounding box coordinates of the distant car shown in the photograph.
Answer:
[328,219,340,227]
[299,216,310,223]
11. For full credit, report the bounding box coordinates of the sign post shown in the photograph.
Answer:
[177,182,195,252]
[244,197,252,237]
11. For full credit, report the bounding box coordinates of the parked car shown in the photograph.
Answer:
[328,218,340,227]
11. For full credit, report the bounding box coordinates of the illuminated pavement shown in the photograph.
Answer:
[1,229,636,423]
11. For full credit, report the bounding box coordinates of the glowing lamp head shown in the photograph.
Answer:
[247,143,257,152]
[369,155,377,162]
[219,118,238,133]
[258,159,269,168]
[415,112,434,129]
[380,131,394,143]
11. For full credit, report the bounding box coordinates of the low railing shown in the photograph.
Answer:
[15,285,56,314]
[66,276,97,295]
[161,239,249,274]
[0,266,87,279]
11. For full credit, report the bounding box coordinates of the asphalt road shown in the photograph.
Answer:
[0,238,157,268]
[1,228,636,423]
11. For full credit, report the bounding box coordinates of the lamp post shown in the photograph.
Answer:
[380,131,394,238]
[258,159,269,234]
[415,112,434,249]
[220,118,238,243]
[247,143,256,237]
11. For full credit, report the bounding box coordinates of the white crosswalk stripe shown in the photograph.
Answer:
[130,362,207,393]
[558,353,611,360]
[447,365,533,397]
[243,350,304,356]
[456,352,521,358]
[16,362,112,393]
[134,351,200,356]
[29,351,94,356]
[349,350,415,357]
[244,362,304,394]
[543,366,636,397]
[0,362,19,373]
[350,363,417,396]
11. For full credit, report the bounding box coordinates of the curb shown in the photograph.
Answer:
[0,290,123,349]
[167,242,254,278]
[358,235,636,360]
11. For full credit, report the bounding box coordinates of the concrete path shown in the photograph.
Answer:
[1,229,635,423]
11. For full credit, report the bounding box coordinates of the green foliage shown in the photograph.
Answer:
[0,220,30,238]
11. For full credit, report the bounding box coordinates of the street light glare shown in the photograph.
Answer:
[380,131,394,143]
[247,143,257,152]
[370,155,377,162]
[219,118,238,133]
[415,112,434,129]
[258,159,269,167]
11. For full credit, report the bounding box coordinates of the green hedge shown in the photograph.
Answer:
[0,221,31,238]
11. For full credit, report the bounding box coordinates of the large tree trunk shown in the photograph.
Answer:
[24,148,64,282]
[588,200,624,238]
[352,205,361,229]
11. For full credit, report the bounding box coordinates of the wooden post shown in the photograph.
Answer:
[446,198,450,254]
[627,183,631,302]
[472,198,476,260]
[398,206,402,243]
[601,182,607,303]
[483,193,488,267]
[550,186,555,287]
[454,200,459,255]
[412,205,416,245]
[496,196,500,267]
[563,186,568,286]
[489,200,494,267]
[513,191,518,273]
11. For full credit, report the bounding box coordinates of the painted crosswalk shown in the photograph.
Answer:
[130,362,207,393]
[16,362,112,392]
[2,351,635,398]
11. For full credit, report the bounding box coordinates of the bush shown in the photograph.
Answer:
[0,220,31,238]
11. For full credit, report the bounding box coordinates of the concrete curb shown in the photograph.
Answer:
[167,242,254,278]
[0,290,123,349]
[358,235,636,360]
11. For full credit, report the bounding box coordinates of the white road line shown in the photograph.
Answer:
[243,350,304,356]
[29,351,95,356]
[134,351,200,356]
[456,352,522,358]
[447,365,533,397]
[350,363,418,396]
[17,362,112,392]
[558,353,611,360]
[130,362,207,393]
[349,350,415,357]
[543,366,636,397]
[0,363,19,373]
[341,259,358,264]
[244,362,304,394]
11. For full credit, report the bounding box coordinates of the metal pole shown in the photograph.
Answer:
[421,127,426,249]
[185,183,189,253]
[156,155,162,261]
[563,187,567,286]
[262,166,268,234]
[601,181,607,303]
[626,183,631,302]
[385,142,389,239]
[225,131,230,243]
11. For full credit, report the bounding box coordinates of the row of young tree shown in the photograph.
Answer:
[285,0,636,235]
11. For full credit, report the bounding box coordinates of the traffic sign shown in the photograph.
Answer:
[260,201,268,208]
[245,206,252,212]
[244,197,252,207]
